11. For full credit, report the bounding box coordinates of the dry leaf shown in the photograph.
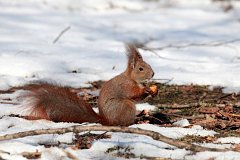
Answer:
[198,107,220,114]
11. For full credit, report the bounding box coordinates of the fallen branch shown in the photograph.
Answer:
[0,125,229,152]
[52,26,71,44]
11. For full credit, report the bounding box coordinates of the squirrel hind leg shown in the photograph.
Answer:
[102,99,136,126]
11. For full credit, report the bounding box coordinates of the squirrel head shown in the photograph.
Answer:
[125,43,154,83]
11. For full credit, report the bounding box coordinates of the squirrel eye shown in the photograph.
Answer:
[139,67,144,71]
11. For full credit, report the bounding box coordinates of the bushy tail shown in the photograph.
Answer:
[21,82,102,123]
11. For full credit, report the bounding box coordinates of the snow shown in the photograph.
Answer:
[131,123,216,139]
[186,151,240,160]
[136,103,155,111]
[0,0,240,91]
[0,116,237,160]
[88,134,189,159]
[0,0,240,159]
[217,137,240,144]
[173,118,190,127]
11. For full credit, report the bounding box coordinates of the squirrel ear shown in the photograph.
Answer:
[125,43,143,69]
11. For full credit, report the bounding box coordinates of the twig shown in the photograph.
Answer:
[218,93,235,100]
[163,113,205,120]
[96,131,109,139]
[64,150,78,160]
[142,39,240,51]
[155,102,239,109]
[136,115,166,124]
[156,103,201,109]
[52,26,71,44]
[140,39,240,60]
[0,125,229,152]
[150,78,174,84]
[222,112,240,119]
[228,114,240,118]
[0,101,19,105]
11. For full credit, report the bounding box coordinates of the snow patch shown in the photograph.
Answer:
[136,103,156,111]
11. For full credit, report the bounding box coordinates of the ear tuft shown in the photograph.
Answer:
[125,43,143,69]
[125,43,143,60]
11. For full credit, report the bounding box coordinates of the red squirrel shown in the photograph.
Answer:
[22,44,155,126]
